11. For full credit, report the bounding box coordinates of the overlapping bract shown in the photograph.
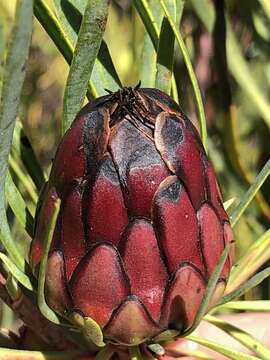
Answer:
[30,88,234,345]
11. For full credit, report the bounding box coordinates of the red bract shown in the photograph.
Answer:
[30,87,234,346]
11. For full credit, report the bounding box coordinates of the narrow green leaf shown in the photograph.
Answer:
[37,198,61,324]
[90,41,121,96]
[186,335,260,360]
[134,0,179,100]
[5,171,34,237]
[34,0,97,99]
[175,0,185,25]
[155,0,176,94]
[158,0,208,151]
[227,25,270,129]
[218,300,270,312]
[227,229,270,293]
[62,0,109,133]
[0,0,33,270]
[258,0,270,19]
[133,0,159,50]
[0,253,33,291]
[34,0,74,67]
[219,267,270,306]
[12,121,46,191]
[224,197,237,211]
[5,274,21,301]
[190,0,270,129]
[140,29,157,87]
[183,245,230,336]
[53,0,121,95]
[171,75,179,103]
[230,159,270,227]
[205,314,270,360]
[140,0,163,87]
[9,155,38,205]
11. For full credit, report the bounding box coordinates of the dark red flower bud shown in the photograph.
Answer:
[30,87,234,346]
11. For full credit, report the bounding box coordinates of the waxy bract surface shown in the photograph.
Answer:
[31,87,234,345]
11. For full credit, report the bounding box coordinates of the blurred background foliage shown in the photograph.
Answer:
[0,0,269,321]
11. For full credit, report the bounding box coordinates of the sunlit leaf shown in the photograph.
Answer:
[190,0,270,129]
[155,0,176,94]
[230,159,270,227]
[0,0,33,270]
[12,121,46,191]
[62,0,109,133]
[53,0,121,96]
[220,267,270,305]
[205,315,270,359]
[186,334,260,360]
[217,300,270,312]
[5,171,34,237]
[0,252,33,291]
[225,228,270,295]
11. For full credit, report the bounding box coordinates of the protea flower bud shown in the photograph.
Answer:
[30,86,234,346]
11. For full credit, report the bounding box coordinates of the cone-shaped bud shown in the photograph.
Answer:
[30,87,234,346]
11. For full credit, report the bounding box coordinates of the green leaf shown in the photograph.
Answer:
[134,0,179,100]
[223,197,237,211]
[140,0,162,87]
[34,0,74,67]
[258,0,270,19]
[0,253,33,291]
[226,25,270,129]
[227,229,270,293]
[133,0,159,50]
[0,0,33,271]
[158,0,208,152]
[219,267,270,306]
[37,197,61,324]
[9,154,38,205]
[53,0,121,96]
[230,159,270,227]
[183,245,230,336]
[218,300,270,312]
[12,121,46,191]
[34,0,97,99]
[62,0,109,133]
[190,0,270,129]
[186,335,260,360]
[205,314,270,360]
[155,0,176,94]
[90,41,121,96]
[5,171,34,238]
